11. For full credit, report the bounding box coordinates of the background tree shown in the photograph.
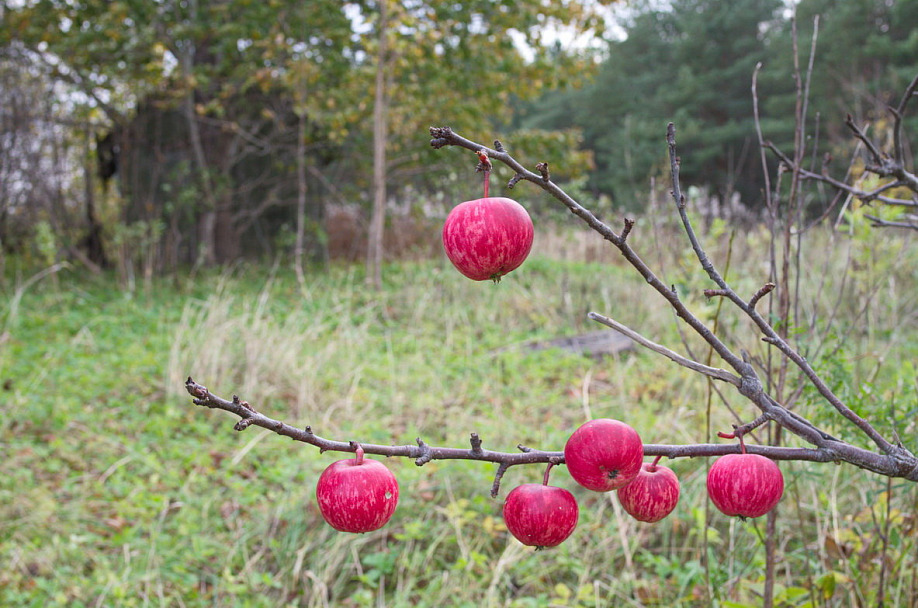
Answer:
[1,0,606,277]
[521,0,783,211]
[522,0,918,217]
[2,0,355,270]
[0,47,94,272]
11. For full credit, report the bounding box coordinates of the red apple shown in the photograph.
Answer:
[442,196,534,282]
[503,466,579,549]
[706,453,784,519]
[316,446,399,533]
[563,419,644,492]
[617,460,680,523]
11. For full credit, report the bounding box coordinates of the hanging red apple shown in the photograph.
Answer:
[617,458,680,523]
[563,418,644,492]
[706,452,784,519]
[442,196,534,282]
[315,445,399,533]
[503,464,579,549]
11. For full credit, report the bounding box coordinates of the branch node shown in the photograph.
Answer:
[508,173,524,189]
[429,126,454,149]
[234,418,255,432]
[621,218,635,242]
[415,437,433,466]
[470,433,483,454]
[185,377,208,400]
[493,139,505,152]
[517,444,532,453]
[535,162,550,182]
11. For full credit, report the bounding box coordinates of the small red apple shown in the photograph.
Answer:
[706,452,784,519]
[617,459,680,523]
[442,196,534,282]
[503,464,579,549]
[563,419,644,492]
[316,446,399,533]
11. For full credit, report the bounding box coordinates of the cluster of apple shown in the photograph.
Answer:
[505,419,786,548]
[313,185,784,544]
[314,418,785,546]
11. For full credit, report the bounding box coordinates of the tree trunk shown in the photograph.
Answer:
[295,110,308,286]
[81,131,108,270]
[366,0,389,289]
[213,196,238,263]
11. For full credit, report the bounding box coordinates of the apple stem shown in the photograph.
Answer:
[476,149,492,198]
[355,444,364,465]
[542,462,555,486]
[718,429,749,454]
[649,455,663,471]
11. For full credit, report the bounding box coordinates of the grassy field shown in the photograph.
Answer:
[1,220,917,607]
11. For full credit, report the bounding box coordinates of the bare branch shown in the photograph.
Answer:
[893,73,918,162]
[587,312,741,386]
[864,215,918,231]
[717,414,771,439]
[187,377,559,467]
[185,378,918,481]
[844,114,884,165]
[749,283,776,310]
[765,74,918,216]
[490,463,511,498]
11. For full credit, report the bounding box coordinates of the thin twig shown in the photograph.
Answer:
[587,312,741,386]
[893,73,918,162]
[749,283,776,309]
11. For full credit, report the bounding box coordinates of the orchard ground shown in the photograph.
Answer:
[1,218,917,607]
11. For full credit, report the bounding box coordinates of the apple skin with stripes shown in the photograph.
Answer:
[503,483,579,549]
[563,419,644,492]
[617,461,680,523]
[706,453,784,519]
[316,448,399,533]
[442,197,534,282]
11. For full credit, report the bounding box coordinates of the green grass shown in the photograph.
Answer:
[1,223,917,607]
